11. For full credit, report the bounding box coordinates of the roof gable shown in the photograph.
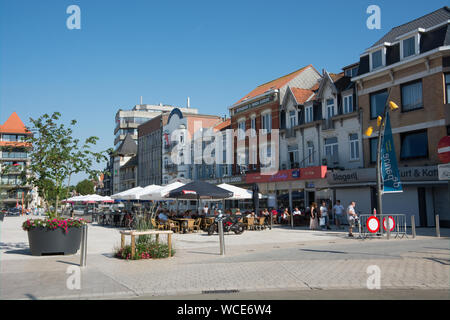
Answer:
[371,6,450,48]
[234,65,318,105]
[0,112,30,134]
[115,134,137,156]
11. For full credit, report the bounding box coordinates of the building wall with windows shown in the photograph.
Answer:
[0,112,39,209]
[345,9,450,226]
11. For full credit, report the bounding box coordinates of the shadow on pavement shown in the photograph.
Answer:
[0,242,31,256]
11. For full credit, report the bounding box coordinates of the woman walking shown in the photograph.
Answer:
[309,202,319,230]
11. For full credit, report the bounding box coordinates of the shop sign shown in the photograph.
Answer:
[327,166,439,185]
[246,166,327,184]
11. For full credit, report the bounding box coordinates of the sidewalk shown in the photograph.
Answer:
[1,216,449,300]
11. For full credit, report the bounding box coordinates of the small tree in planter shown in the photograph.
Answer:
[22,112,108,256]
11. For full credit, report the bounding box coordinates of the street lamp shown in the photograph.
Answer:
[364,90,399,240]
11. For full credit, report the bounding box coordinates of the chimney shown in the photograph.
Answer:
[140,96,143,105]
[187,97,190,108]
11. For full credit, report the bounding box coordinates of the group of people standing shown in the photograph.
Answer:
[309,200,358,237]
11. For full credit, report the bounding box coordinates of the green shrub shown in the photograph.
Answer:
[114,240,175,260]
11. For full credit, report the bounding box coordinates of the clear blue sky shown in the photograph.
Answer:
[1,0,448,184]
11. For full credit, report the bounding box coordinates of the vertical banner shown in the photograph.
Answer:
[381,113,403,193]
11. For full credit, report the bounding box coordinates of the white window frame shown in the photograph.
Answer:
[250,115,256,137]
[399,33,420,60]
[288,109,296,128]
[369,48,385,71]
[343,95,353,114]
[307,142,314,165]
[326,98,335,119]
[238,119,246,140]
[324,137,338,157]
[349,133,360,161]
[261,111,272,134]
[305,105,313,123]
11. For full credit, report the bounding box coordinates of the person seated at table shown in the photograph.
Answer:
[246,211,255,218]
[158,211,169,222]
[235,208,241,216]
[262,208,270,217]
[183,210,192,218]
[293,207,302,216]
[280,208,290,224]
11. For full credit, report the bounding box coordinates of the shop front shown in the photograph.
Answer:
[245,166,327,212]
[327,166,449,227]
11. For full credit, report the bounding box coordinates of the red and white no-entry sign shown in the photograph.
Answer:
[367,216,380,233]
[383,216,395,232]
[438,136,450,164]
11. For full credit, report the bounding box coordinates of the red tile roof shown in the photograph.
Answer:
[234,65,316,105]
[213,119,231,131]
[0,112,30,134]
[290,88,315,105]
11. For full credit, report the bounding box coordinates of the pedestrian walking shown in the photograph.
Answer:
[333,200,345,229]
[309,202,319,230]
[346,201,358,237]
[319,201,330,230]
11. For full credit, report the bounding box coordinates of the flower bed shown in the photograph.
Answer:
[115,240,175,261]
[22,217,86,233]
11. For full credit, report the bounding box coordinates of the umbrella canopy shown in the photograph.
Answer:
[125,184,161,200]
[140,182,185,200]
[111,187,143,200]
[167,181,233,200]
[217,183,265,200]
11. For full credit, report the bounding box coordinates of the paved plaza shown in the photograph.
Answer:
[1,216,449,300]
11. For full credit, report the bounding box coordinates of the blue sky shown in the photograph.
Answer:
[1,0,448,184]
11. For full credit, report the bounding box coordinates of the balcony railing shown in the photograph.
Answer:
[321,118,335,130]
[322,154,339,168]
[285,127,296,138]
[1,152,28,159]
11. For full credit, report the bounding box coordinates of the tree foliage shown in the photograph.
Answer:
[75,179,95,195]
[25,112,107,218]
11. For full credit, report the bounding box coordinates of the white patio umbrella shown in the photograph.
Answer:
[111,187,143,200]
[217,183,264,200]
[125,184,161,200]
[140,181,185,201]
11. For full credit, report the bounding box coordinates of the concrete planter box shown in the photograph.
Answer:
[27,227,82,256]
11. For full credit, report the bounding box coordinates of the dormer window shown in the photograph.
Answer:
[371,49,383,70]
[402,37,416,58]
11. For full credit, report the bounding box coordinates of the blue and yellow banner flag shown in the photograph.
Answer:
[381,113,403,193]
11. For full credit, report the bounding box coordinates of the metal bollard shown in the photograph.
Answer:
[80,224,88,267]
[435,215,440,238]
[411,215,416,239]
[218,220,225,256]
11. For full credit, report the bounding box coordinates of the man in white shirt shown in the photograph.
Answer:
[346,201,357,237]
[333,200,345,229]
[319,201,330,230]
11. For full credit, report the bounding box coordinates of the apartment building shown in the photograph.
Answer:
[229,65,323,209]
[162,108,223,185]
[137,113,170,187]
[114,103,199,149]
[0,112,38,209]
[113,134,137,193]
[328,6,450,226]
[278,66,361,210]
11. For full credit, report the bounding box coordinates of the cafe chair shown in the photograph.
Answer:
[193,218,202,232]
